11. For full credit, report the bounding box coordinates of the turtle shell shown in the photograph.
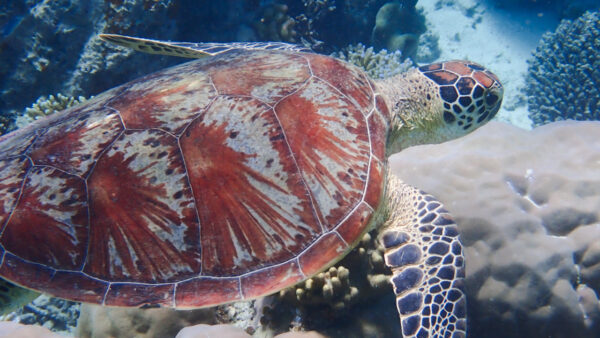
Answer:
[0,50,391,308]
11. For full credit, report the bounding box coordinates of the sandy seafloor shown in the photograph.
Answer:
[419,0,559,129]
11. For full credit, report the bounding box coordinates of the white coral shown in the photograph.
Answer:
[16,93,88,129]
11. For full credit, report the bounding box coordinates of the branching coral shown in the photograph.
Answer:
[15,93,88,129]
[335,43,413,79]
[526,10,600,127]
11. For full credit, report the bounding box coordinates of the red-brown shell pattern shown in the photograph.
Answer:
[0,50,390,308]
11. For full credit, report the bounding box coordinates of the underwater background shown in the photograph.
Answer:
[0,0,600,337]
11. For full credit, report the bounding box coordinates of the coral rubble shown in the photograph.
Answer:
[527,11,600,127]
[1,295,80,335]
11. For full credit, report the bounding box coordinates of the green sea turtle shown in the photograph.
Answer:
[0,34,502,337]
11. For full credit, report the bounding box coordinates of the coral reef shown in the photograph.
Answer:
[527,11,600,127]
[371,1,427,58]
[391,120,600,337]
[279,266,358,311]
[255,230,398,337]
[1,295,80,335]
[0,0,420,129]
[0,0,180,125]
[334,43,413,79]
[253,4,299,43]
[253,1,337,51]
[13,93,89,131]
[0,1,274,125]
[486,0,599,19]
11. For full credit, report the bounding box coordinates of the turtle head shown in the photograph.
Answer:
[382,60,503,154]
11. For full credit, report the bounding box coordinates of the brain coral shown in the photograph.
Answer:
[391,121,600,337]
[526,11,600,127]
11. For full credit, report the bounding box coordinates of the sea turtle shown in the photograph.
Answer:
[0,34,502,337]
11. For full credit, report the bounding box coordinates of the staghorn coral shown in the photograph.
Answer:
[15,93,89,130]
[526,10,600,127]
[335,43,413,79]
[391,120,600,337]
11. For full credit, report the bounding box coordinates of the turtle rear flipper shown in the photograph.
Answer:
[99,34,311,59]
[381,174,467,338]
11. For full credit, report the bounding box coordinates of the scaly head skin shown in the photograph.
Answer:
[376,60,503,155]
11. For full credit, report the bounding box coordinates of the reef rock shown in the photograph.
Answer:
[391,120,600,337]
[371,1,426,58]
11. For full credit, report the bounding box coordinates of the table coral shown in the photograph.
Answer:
[527,10,600,127]
[391,120,600,337]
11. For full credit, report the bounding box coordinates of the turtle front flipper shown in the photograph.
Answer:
[99,34,311,59]
[381,174,466,337]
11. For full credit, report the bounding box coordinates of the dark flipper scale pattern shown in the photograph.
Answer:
[0,49,387,307]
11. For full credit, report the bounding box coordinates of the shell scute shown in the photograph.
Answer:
[241,260,303,299]
[180,95,320,276]
[86,129,200,283]
[0,157,30,229]
[209,51,311,105]
[275,77,370,229]
[305,53,374,114]
[1,166,88,270]
[104,283,174,307]
[368,101,389,160]
[298,232,348,277]
[108,63,217,135]
[175,277,241,308]
[335,201,373,245]
[28,106,123,177]
[0,253,108,304]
